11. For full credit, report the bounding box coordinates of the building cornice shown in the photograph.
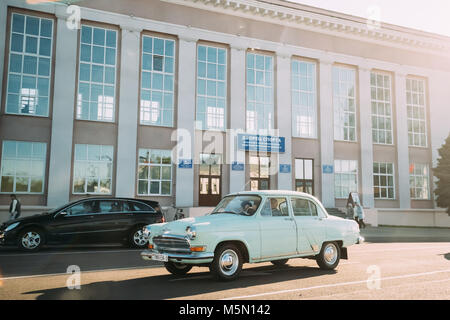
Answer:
[161,0,450,57]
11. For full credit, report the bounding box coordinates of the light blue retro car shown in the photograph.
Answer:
[141,191,364,281]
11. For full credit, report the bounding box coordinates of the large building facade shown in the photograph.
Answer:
[1,0,450,224]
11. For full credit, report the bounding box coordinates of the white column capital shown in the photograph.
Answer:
[319,57,335,66]
[275,50,292,59]
[230,42,247,51]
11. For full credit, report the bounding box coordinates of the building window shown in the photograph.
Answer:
[0,141,46,193]
[373,162,395,199]
[333,66,357,142]
[138,149,172,195]
[292,60,317,138]
[140,35,175,127]
[371,72,393,144]
[246,53,274,132]
[196,45,227,131]
[5,13,54,117]
[409,163,430,199]
[73,144,113,194]
[334,160,358,199]
[295,158,314,195]
[76,25,117,122]
[406,78,427,147]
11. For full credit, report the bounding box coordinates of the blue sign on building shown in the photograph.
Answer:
[178,159,193,169]
[231,162,245,171]
[279,164,291,173]
[322,164,334,174]
[237,134,285,153]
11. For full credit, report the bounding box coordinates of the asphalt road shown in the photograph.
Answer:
[0,235,449,300]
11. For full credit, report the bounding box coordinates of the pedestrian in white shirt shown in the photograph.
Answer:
[355,202,366,229]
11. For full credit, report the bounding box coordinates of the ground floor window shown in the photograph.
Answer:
[138,149,172,196]
[73,144,113,194]
[409,163,430,199]
[0,140,46,193]
[295,158,314,195]
[250,155,270,191]
[334,159,358,199]
[373,162,395,199]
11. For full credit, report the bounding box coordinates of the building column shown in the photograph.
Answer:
[115,25,142,197]
[395,70,411,209]
[319,59,335,208]
[175,35,197,207]
[358,66,375,208]
[276,51,293,190]
[47,15,78,207]
[228,44,247,194]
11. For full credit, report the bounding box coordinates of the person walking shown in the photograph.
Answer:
[355,202,366,229]
[9,194,21,221]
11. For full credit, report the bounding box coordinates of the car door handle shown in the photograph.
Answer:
[284,218,294,221]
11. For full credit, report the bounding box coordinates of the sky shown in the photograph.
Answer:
[288,0,450,37]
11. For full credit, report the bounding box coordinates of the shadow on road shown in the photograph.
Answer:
[443,253,450,260]
[24,264,337,300]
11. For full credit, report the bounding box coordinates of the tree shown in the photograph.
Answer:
[433,133,450,215]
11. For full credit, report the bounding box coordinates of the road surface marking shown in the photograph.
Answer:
[222,268,450,300]
[0,265,163,281]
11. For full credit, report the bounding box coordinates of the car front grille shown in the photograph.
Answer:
[153,235,191,253]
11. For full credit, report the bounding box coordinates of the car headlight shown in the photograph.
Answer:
[5,222,20,232]
[186,226,197,240]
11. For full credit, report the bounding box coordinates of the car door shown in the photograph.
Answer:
[291,197,327,255]
[89,200,129,243]
[258,197,298,259]
[47,199,99,244]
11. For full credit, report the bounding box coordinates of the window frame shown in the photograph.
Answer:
[4,10,55,118]
[291,59,317,138]
[334,159,359,199]
[139,33,176,127]
[370,71,394,145]
[72,144,114,195]
[373,161,396,200]
[0,140,47,194]
[137,148,173,196]
[406,77,428,148]
[75,23,118,123]
[332,65,357,142]
[409,163,430,200]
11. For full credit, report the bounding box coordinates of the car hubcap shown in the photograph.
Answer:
[219,249,239,276]
[22,232,41,250]
[133,230,147,246]
[324,243,338,265]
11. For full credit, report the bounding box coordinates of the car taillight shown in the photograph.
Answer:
[161,216,166,223]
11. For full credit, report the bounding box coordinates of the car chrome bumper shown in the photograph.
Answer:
[141,249,214,264]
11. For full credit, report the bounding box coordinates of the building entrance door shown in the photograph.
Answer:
[199,154,222,207]
[250,156,270,191]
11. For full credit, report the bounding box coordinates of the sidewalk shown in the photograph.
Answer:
[360,225,450,243]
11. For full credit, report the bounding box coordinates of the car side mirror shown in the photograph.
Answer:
[58,211,68,217]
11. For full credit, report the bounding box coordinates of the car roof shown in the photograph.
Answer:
[72,197,159,205]
[229,190,316,198]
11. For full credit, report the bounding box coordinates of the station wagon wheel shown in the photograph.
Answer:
[128,226,148,248]
[164,261,193,276]
[210,244,243,281]
[18,228,45,251]
[316,242,341,270]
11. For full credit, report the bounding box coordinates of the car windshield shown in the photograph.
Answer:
[211,195,262,216]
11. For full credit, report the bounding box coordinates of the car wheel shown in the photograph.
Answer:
[164,261,193,276]
[271,259,289,266]
[210,244,243,281]
[316,242,341,270]
[18,228,45,251]
[129,226,148,248]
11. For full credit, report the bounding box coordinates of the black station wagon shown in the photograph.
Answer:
[0,197,165,251]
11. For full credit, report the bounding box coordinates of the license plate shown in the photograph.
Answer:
[151,253,168,262]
